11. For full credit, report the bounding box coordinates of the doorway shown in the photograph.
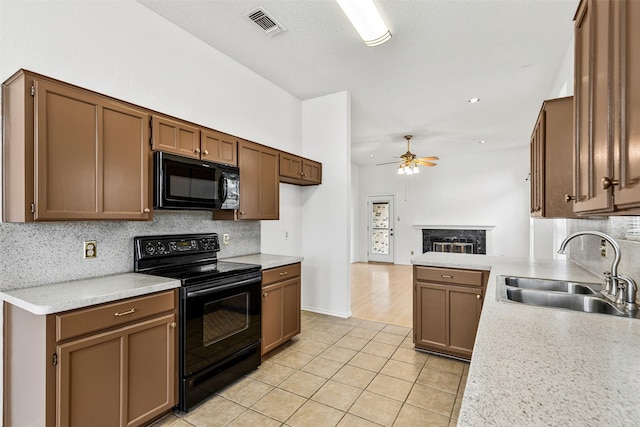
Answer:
[367,195,395,263]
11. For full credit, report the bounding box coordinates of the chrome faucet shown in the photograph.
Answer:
[615,275,638,312]
[557,231,621,298]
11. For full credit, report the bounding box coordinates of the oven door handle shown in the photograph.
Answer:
[186,277,261,298]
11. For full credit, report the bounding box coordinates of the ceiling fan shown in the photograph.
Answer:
[376,135,439,174]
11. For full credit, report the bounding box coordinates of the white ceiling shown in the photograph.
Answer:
[138,0,578,166]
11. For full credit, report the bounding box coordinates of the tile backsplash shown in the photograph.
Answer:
[0,211,260,291]
[566,216,640,284]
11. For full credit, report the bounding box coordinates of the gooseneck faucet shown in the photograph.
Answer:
[557,231,621,297]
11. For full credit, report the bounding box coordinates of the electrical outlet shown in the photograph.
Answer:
[284,231,289,240]
[411,250,414,255]
[223,234,230,245]
[84,241,97,258]
[600,239,607,257]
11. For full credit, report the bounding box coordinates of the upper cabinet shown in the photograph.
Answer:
[2,70,152,222]
[279,152,322,185]
[573,0,640,215]
[237,139,279,220]
[201,129,238,166]
[530,97,576,218]
[151,115,200,159]
[151,117,238,167]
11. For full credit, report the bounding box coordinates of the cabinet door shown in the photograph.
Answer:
[151,115,200,159]
[611,0,640,210]
[57,314,176,427]
[574,0,615,214]
[238,140,279,220]
[102,100,151,220]
[280,153,303,179]
[126,314,177,427]
[414,282,447,350]
[201,129,237,166]
[262,283,283,355]
[282,277,301,342]
[448,286,483,358]
[34,79,100,220]
[302,160,322,184]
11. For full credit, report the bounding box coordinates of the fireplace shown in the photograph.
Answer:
[422,229,486,255]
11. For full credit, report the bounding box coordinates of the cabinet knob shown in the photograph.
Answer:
[143,208,150,213]
[477,295,482,300]
[564,194,575,203]
[170,322,177,328]
[263,292,268,297]
[195,147,201,153]
[240,211,244,215]
[602,177,619,190]
[204,150,209,155]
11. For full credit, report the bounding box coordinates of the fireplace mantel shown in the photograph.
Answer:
[413,225,496,230]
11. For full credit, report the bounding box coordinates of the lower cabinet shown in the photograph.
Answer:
[261,263,301,355]
[413,266,487,360]
[4,290,178,427]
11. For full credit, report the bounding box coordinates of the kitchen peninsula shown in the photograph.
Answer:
[412,252,640,425]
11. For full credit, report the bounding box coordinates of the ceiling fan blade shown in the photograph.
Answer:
[417,156,439,161]
[416,161,437,167]
[376,161,400,166]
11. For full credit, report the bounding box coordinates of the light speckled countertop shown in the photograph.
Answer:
[0,273,181,315]
[222,253,303,270]
[412,252,640,426]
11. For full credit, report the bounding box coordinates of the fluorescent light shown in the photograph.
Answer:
[336,0,391,47]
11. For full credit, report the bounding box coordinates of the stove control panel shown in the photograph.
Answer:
[135,234,220,259]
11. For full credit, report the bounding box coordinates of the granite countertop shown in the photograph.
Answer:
[0,273,181,315]
[222,253,304,270]
[411,252,640,426]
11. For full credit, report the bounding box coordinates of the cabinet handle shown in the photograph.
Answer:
[602,177,619,190]
[441,275,453,279]
[263,292,268,297]
[279,271,288,276]
[564,194,575,203]
[143,208,150,213]
[114,308,136,317]
[204,150,209,155]
[170,322,177,328]
[195,147,201,153]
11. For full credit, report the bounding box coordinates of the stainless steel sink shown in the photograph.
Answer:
[498,275,638,319]
[503,276,602,295]
[505,288,625,316]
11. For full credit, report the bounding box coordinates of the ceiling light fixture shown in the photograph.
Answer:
[479,140,486,144]
[335,0,391,47]
[468,97,481,104]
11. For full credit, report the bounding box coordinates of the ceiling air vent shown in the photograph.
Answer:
[246,7,287,37]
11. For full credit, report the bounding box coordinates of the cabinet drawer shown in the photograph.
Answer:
[56,290,176,342]
[415,266,485,287]
[263,263,301,286]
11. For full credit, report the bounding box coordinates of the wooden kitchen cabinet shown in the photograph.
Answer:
[279,152,322,185]
[237,139,280,220]
[530,96,576,218]
[3,290,178,427]
[261,263,301,355]
[573,0,640,215]
[413,266,487,360]
[2,70,152,221]
[201,129,238,166]
[151,115,200,160]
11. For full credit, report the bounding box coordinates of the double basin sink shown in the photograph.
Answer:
[499,276,639,318]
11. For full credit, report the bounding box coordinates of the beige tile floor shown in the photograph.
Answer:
[153,311,468,427]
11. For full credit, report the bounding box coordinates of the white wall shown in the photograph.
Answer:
[357,146,531,264]
[350,163,361,262]
[301,92,352,317]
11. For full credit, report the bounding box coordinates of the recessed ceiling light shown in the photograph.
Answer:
[468,97,480,104]
[479,140,486,144]
[369,154,375,157]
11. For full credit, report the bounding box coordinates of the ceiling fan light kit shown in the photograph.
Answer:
[335,0,392,47]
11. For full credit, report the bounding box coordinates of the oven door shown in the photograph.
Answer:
[181,272,261,378]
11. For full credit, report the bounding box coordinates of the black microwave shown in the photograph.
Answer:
[154,152,240,210]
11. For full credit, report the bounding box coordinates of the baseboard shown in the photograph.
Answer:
[301,305,352,319]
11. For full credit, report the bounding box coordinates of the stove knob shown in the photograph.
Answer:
[145,242,155,255]
[201,239,209,249]
[156,242,166,254]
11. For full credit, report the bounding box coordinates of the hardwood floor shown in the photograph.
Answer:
[350,262,413,328]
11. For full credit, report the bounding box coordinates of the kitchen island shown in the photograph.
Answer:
[412,252,640,426]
